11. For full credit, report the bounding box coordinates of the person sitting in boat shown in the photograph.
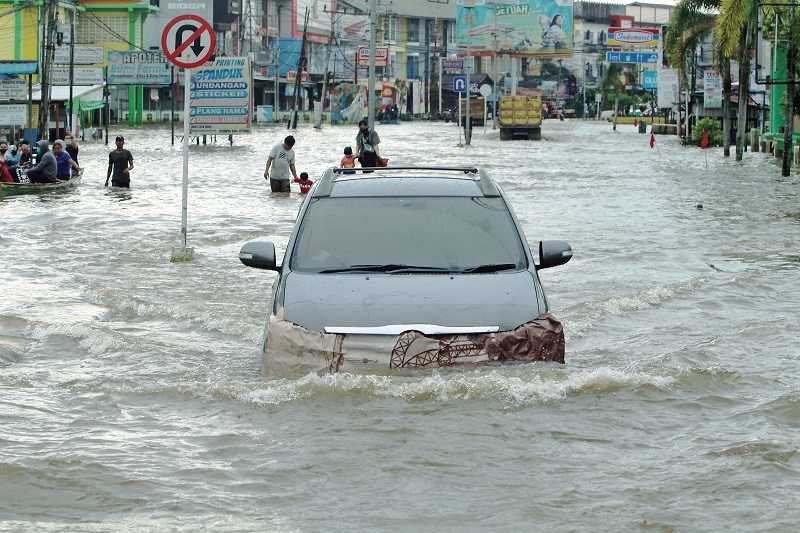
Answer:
[53,140,81,180]
[0,155,13,183]
[24,140,58,184]
[294,172,314,194]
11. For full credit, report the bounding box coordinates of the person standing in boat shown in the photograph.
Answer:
[356,119,381,168]
[64,134,79,165]
[106,136,134,188]
[24,140,58,183]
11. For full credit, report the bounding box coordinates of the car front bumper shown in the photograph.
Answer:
[264,312,565,375]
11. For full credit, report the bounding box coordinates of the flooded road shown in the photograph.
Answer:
[1,120,799,531]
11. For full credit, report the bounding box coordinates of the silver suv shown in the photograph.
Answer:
[239,167,572,372]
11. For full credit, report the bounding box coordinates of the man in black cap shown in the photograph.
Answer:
[106,135,134,188]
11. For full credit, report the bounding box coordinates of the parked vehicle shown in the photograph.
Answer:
[239,166,573,373]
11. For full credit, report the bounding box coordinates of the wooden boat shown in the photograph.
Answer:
[0,171,82,198]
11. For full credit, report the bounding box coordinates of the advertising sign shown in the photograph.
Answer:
[643,70,658,90]
[51,67,104,86]
[337,13,370,42]
[657,68,679,108]
[357,47,389,67]
[606,52,658,64]
[189,56,252,135]
[54,46,105,65]
[287,70,310,82]
[703,71,722,108]
[608,27,660,47]
[108,51,171,85]
[0,104,27,124]
[0,79,27,100]
[456,0,574,58]
[442,59,465,73]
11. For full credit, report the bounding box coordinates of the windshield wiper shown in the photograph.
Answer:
[459,263,519,274]
[319,264,454,274]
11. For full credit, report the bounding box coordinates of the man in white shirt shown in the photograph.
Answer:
[264,135,299,192]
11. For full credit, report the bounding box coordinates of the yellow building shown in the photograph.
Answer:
[0,0,158,125]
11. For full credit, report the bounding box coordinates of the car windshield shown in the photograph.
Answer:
[291,196,528,273]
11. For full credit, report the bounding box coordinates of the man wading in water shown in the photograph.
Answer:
[356,119,381,168]
[106,136,134,188]
[264,135,299,193]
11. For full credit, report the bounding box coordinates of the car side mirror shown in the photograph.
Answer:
[239,240,279,271]
[538,240,573,269]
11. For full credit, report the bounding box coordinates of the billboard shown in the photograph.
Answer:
[455,0,574,58]
[54,46,105,65]
[606,52,658,64]
[0,104,27,125]
[0,79,27,100]
[643,70,657,90]
[703,71,722,108]
[657,68,679,108]
[357,47,389,67]
[51,67,104,86]
[108,51,171,86]
[190,56,252,135]
[608,27,660,47]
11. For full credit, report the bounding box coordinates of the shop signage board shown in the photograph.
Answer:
[0,79,27,100]
[703,71,722,108]
[357,47,389,67]
[51,67,104,85]
[657,68,679,108]
[54,46,105,65]
[189,56,252,135]
[108,51,172,85]
[0,104,27,124]
[608,27,660,47]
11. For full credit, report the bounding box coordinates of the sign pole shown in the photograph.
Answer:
[465,42,471,146]
[367,0,377,130]
[170,66,175,146]
[172,66,194,262]
[162,13,215,263]
[438,57,442,117]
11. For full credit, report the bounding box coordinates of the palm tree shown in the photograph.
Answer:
[666,0,733,154]
[716,0,756,161]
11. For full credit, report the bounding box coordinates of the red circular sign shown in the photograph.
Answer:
[161,14,216,69]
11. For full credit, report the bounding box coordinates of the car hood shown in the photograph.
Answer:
[281,271,542,333]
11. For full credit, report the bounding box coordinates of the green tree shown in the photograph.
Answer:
[716,0,756,161]
[665,0,733,155]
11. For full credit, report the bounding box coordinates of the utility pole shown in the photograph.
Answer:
[465,37,471,145]
[782,10,796,176]
[274,3,281,121]
[367,0,377,129]
[492,31,499,129]
[316,6,337,129]
[289,8,309,129]
[68,9,75,134]
[38,0,58,140]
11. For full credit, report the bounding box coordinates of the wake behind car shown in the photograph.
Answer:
[239,166,573,374]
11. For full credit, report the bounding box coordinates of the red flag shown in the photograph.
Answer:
[634,118,638,127]
[649,132,656,149]
[700,128,709,149]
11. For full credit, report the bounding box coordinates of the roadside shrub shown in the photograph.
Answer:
[692,117,723,146]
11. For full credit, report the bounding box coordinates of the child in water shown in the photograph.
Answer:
[340,146,356,169]
[294,172,314,194]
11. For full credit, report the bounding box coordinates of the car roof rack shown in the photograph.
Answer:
[313,166,500,198]
[332,166,478,174]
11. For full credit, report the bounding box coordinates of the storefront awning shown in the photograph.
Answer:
[0,61,38,75]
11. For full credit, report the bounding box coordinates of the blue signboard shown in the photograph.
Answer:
[643,71,658,90]
[453,75,467,93]
[606,52,658,64]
